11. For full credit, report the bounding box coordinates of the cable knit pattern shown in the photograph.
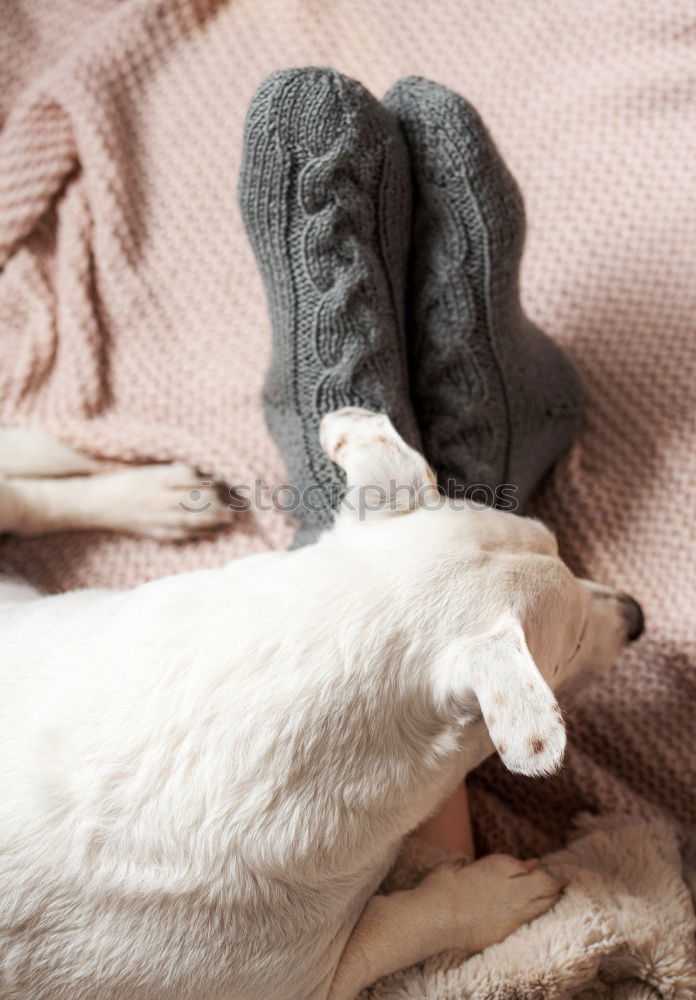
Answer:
[239,68,421,544]
[1,2,696,996]
[384,78,585,509]
[243,70,582,540]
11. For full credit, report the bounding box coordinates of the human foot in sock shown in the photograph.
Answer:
[239,68,421,545]
[383,77,584,511]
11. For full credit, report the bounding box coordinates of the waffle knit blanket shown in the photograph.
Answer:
[1,1,695,995]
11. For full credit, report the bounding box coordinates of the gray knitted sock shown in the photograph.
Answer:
[238,68,421,545]
[383,77,584,511]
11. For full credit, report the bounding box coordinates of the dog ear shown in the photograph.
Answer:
[320,407,437,513]
[436,616,566,777]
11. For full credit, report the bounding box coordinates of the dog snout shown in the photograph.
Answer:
[617,593,645,642]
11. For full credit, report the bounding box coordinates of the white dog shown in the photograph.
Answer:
[0,409,643,1000]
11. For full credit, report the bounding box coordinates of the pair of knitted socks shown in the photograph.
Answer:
[238,69,583,543]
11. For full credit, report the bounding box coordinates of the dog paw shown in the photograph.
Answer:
[420,853,565,954]
[93,463,234,540]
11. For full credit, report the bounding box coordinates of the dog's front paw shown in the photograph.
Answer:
[420,853,565,954]
[95,463,234,540]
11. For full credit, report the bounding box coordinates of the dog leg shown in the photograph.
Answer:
[0,428,100,478]
[328,854,564,1000]
[0,464,233,539]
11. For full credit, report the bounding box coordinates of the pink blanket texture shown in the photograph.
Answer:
[1,1,695,995]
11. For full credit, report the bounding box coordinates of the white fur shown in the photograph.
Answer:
[0,412,636,999]
[0,428,233,538]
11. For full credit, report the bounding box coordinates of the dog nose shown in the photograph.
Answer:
[618,593,645,642]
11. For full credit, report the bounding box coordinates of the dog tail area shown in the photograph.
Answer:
[0,428,99,478]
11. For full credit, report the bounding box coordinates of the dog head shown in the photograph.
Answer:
[320,407,644,778]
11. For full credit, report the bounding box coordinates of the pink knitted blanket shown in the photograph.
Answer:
[2,0,695,993]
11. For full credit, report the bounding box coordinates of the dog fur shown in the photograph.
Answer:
[0,410,642,999]
[0,428,232,539]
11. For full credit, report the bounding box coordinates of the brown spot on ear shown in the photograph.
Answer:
[497,742,507,756]
[333,436,347,454]
[531,738,545,755]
